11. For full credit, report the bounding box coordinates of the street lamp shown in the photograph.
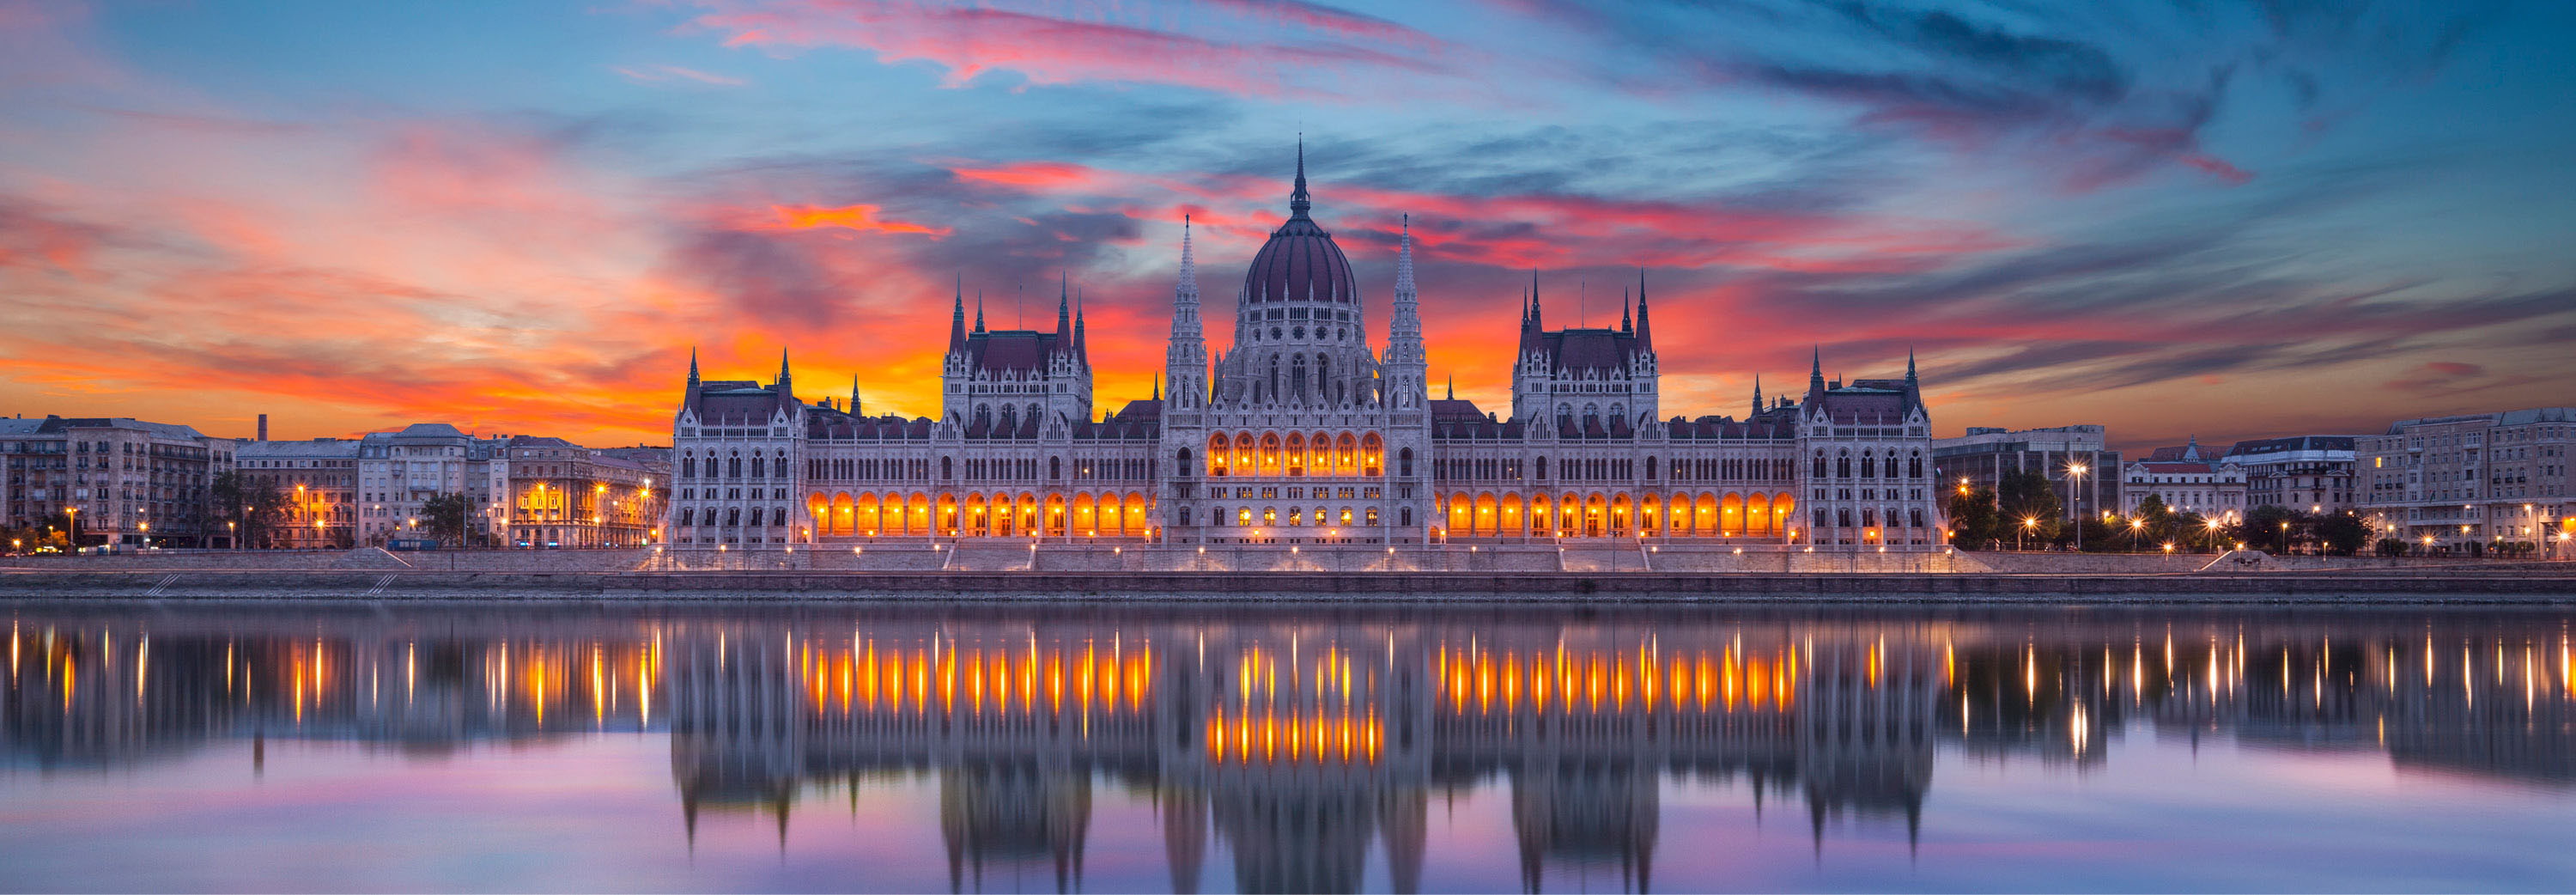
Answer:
[2020,516,2037,551]
[2066,462,2087,551]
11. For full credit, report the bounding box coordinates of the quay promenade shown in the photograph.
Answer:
[1,546,2570,603]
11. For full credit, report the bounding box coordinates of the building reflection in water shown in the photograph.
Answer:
[6,606,2573,893]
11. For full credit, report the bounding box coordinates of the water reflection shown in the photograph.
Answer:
[5,604,2573,892]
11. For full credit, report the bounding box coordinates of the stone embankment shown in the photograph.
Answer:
[3,546,2564,603]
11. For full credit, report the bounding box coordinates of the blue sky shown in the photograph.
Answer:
[1,0,2569,450]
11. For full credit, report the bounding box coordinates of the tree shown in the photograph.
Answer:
[2375,538,2409,557]
[420,492,471,547]
[1946,486,1998,549]
[2245,505,2299,553]
[1996,469,2063,543]
[211,472,287,548]
[2313,514,2370,556]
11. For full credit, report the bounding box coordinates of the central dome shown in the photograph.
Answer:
[1242,147,1357,304]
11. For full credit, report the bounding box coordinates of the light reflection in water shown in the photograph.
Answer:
[3,603,2575,893]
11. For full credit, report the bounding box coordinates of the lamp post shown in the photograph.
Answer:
[2020,516,2036,551]
[2066,463,2087,551]
[64,506,78,551]
[228,520,236,550]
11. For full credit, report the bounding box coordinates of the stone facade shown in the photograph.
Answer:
[2358,408,2574,556]
[2221,435,2357,514]
[0,415,237,547]
[504,437,669,548]
[667,153,1947,552]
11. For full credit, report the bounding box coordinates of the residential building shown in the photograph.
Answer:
[0,415,237,547]
[1929,425,2120,522]
[2358,408,2575,556]
[2121,460,2247,521]
[2221,435,2358,514]
[235,438,362,549]
[504,437,670,548]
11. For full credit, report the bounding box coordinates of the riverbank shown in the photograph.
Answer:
[3,567,2572,603]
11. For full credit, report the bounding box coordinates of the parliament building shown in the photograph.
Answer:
[668,150,1945,552]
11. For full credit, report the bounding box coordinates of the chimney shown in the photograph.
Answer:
[257,414,269,441]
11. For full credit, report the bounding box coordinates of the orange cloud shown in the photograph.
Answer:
[758,203,952,237]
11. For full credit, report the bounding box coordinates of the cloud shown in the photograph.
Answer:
[755,203,951,236]
[678,0,1454,100]
[611,64,750,86]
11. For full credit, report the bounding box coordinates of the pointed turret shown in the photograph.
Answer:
[947,277,967,354]
[777,348,793,391]
[1634,268,1652,350]
[1383,212,1426,407]
[1289,135,1311,218]
[687,345,700,388]
[1515,271,1535,335]
[1445,374,1454,400]
[1808,345,1826,399]
[1621,287,1632,332]
[1906,347,1918,387]
[1074,287,1088,363]
[850,376,862,416]
[1753,374,1763,417]
[1165,215,1208,409]
[974,290,985,333]
[1054,271,1071,345]
[1152,374,1161,401]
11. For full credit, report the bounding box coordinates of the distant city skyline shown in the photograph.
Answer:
[3,1,2571,454]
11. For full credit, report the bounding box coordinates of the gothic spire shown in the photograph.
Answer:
[1809,345,1826,397]
[850,376,862,416]
[948,276,967,354]
[1394,214,1415,295]
[1177,215,1197,291]
[1152,374,1161,401]
[1074,288,1088,362]
[1634,267,1652,350]
[687,345,699,387]
[1055,271,1071,343]
[1621,287,1632,332]
[1289,135,1311,218]
[776,348,793,396]
[1905,346,1918,387]
[1515,273,1535,332]
[1753,374,1763,417]
[974,289,985,332]
[1445,374,1454,400]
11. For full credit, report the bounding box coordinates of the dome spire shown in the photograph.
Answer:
[1289,135,1311,218]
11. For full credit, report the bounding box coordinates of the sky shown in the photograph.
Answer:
[2,0,2571,454]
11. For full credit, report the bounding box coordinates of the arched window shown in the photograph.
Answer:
[940,456,953,479]
[679,508,694,527]
[1366,507,1381,526]
[683,455,696,478]
[727,455,743,478]
[1814,452,1828,478]
[1909,453,1923,478]
[750,454,765,478]
[1835,454,1850,478]
[1860,454,1874,478]
[1399,448,1414,478]
[1177,448,1194,478]
[1645,456,1659,480]
[1049,456,1061,479]
[726,508,740,527]
[1291,354,1308,399]
[974,404,992,431]
[1399,507,1413,527]
[1268,356,1281,400]
[1536,455,1549,480]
